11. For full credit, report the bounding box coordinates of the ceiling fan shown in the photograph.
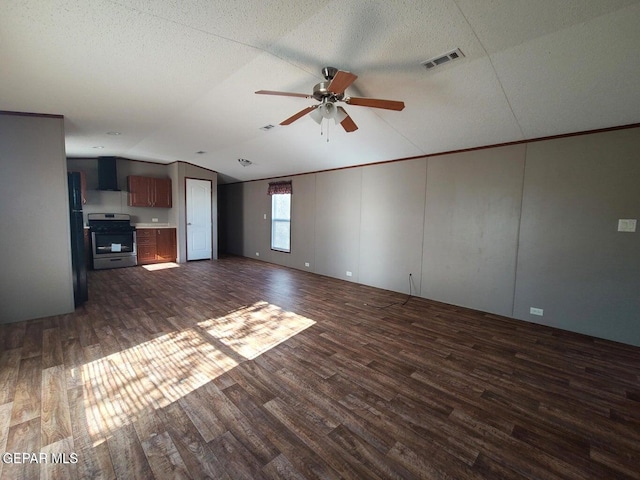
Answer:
[255,67,405,133]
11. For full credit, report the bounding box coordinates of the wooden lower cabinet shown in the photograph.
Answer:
[136,228,176,265]
[156,228,176,262]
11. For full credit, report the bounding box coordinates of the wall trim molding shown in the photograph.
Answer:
[0,110,64,119]
[221,122,640,186]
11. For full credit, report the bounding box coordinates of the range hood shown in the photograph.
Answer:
[97,156,119,191]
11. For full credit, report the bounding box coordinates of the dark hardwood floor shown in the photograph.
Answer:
[1,255,640,479]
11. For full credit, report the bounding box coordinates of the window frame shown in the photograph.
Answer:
[270,192,291,253]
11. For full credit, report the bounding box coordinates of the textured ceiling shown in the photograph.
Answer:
[2,0,639,183]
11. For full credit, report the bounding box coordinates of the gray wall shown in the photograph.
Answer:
[1,113,75,324]
[360,160,426,294]
[513,129,640,341]
[219,127,640,346]
[423,146,525,316]
[315,168,363,282]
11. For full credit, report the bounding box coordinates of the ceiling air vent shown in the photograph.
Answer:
[421,48,464,70]
[260,124,275,131]
[238,158,252,167]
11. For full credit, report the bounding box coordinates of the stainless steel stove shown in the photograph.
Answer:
[88,213,137,269]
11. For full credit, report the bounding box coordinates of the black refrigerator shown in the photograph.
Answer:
[68,172,88,306]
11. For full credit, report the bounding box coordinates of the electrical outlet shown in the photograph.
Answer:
[263,213,267,220]
[617,219,637,232]
[305,262,310,267]
[346,271,352,277]
[255,252,260,257]
[151,218,158,223]
[530,307,543,316]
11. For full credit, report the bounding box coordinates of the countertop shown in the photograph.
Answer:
[83,224,175,229]
[135,223,175,229]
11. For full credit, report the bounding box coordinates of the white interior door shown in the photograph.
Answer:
[186,178,212,260]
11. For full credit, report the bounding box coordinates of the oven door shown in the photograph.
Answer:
[91,231,137,258]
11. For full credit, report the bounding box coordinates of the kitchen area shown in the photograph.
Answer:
[66,155,218,306]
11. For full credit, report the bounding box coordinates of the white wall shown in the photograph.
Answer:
[219,127,640,346]
[0,113,74,324]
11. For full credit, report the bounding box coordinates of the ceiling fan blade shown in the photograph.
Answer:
[337,107,358,132]
[255,90,311,99]
[346,97,405,111]
[327,70,358,94]
[280,106,317,125]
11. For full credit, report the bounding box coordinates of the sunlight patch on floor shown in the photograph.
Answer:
[81,328,238,442]
[198,301,316,360]
[81,301,315,442]
[142,262,180,271]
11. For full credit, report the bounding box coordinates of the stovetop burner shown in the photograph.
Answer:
[87,213,136,232]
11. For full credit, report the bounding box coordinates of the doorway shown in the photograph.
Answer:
[186,178,212,260]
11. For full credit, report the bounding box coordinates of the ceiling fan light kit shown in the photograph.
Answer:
[256,67,405,135]
[309,102,347,125]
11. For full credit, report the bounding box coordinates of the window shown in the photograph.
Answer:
[268,181,292,252]
[271,193,291,252]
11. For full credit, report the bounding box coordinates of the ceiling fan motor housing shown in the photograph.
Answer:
[313,82,345,102]
[322,66,338,81]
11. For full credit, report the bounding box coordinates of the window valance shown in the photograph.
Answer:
[267,181,292,196]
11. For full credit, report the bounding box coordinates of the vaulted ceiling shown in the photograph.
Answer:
[2,0,639,183]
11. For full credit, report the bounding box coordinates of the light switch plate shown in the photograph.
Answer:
[617,219,637,232]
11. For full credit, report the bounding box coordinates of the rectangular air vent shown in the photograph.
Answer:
[421,48,464,70]
[260,124,275,131]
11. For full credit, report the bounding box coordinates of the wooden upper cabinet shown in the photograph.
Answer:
[128,175,172,208]
[128,176,152,207]
[153,178,172,208]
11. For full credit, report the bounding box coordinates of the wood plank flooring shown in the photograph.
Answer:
[1,255,640,479]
